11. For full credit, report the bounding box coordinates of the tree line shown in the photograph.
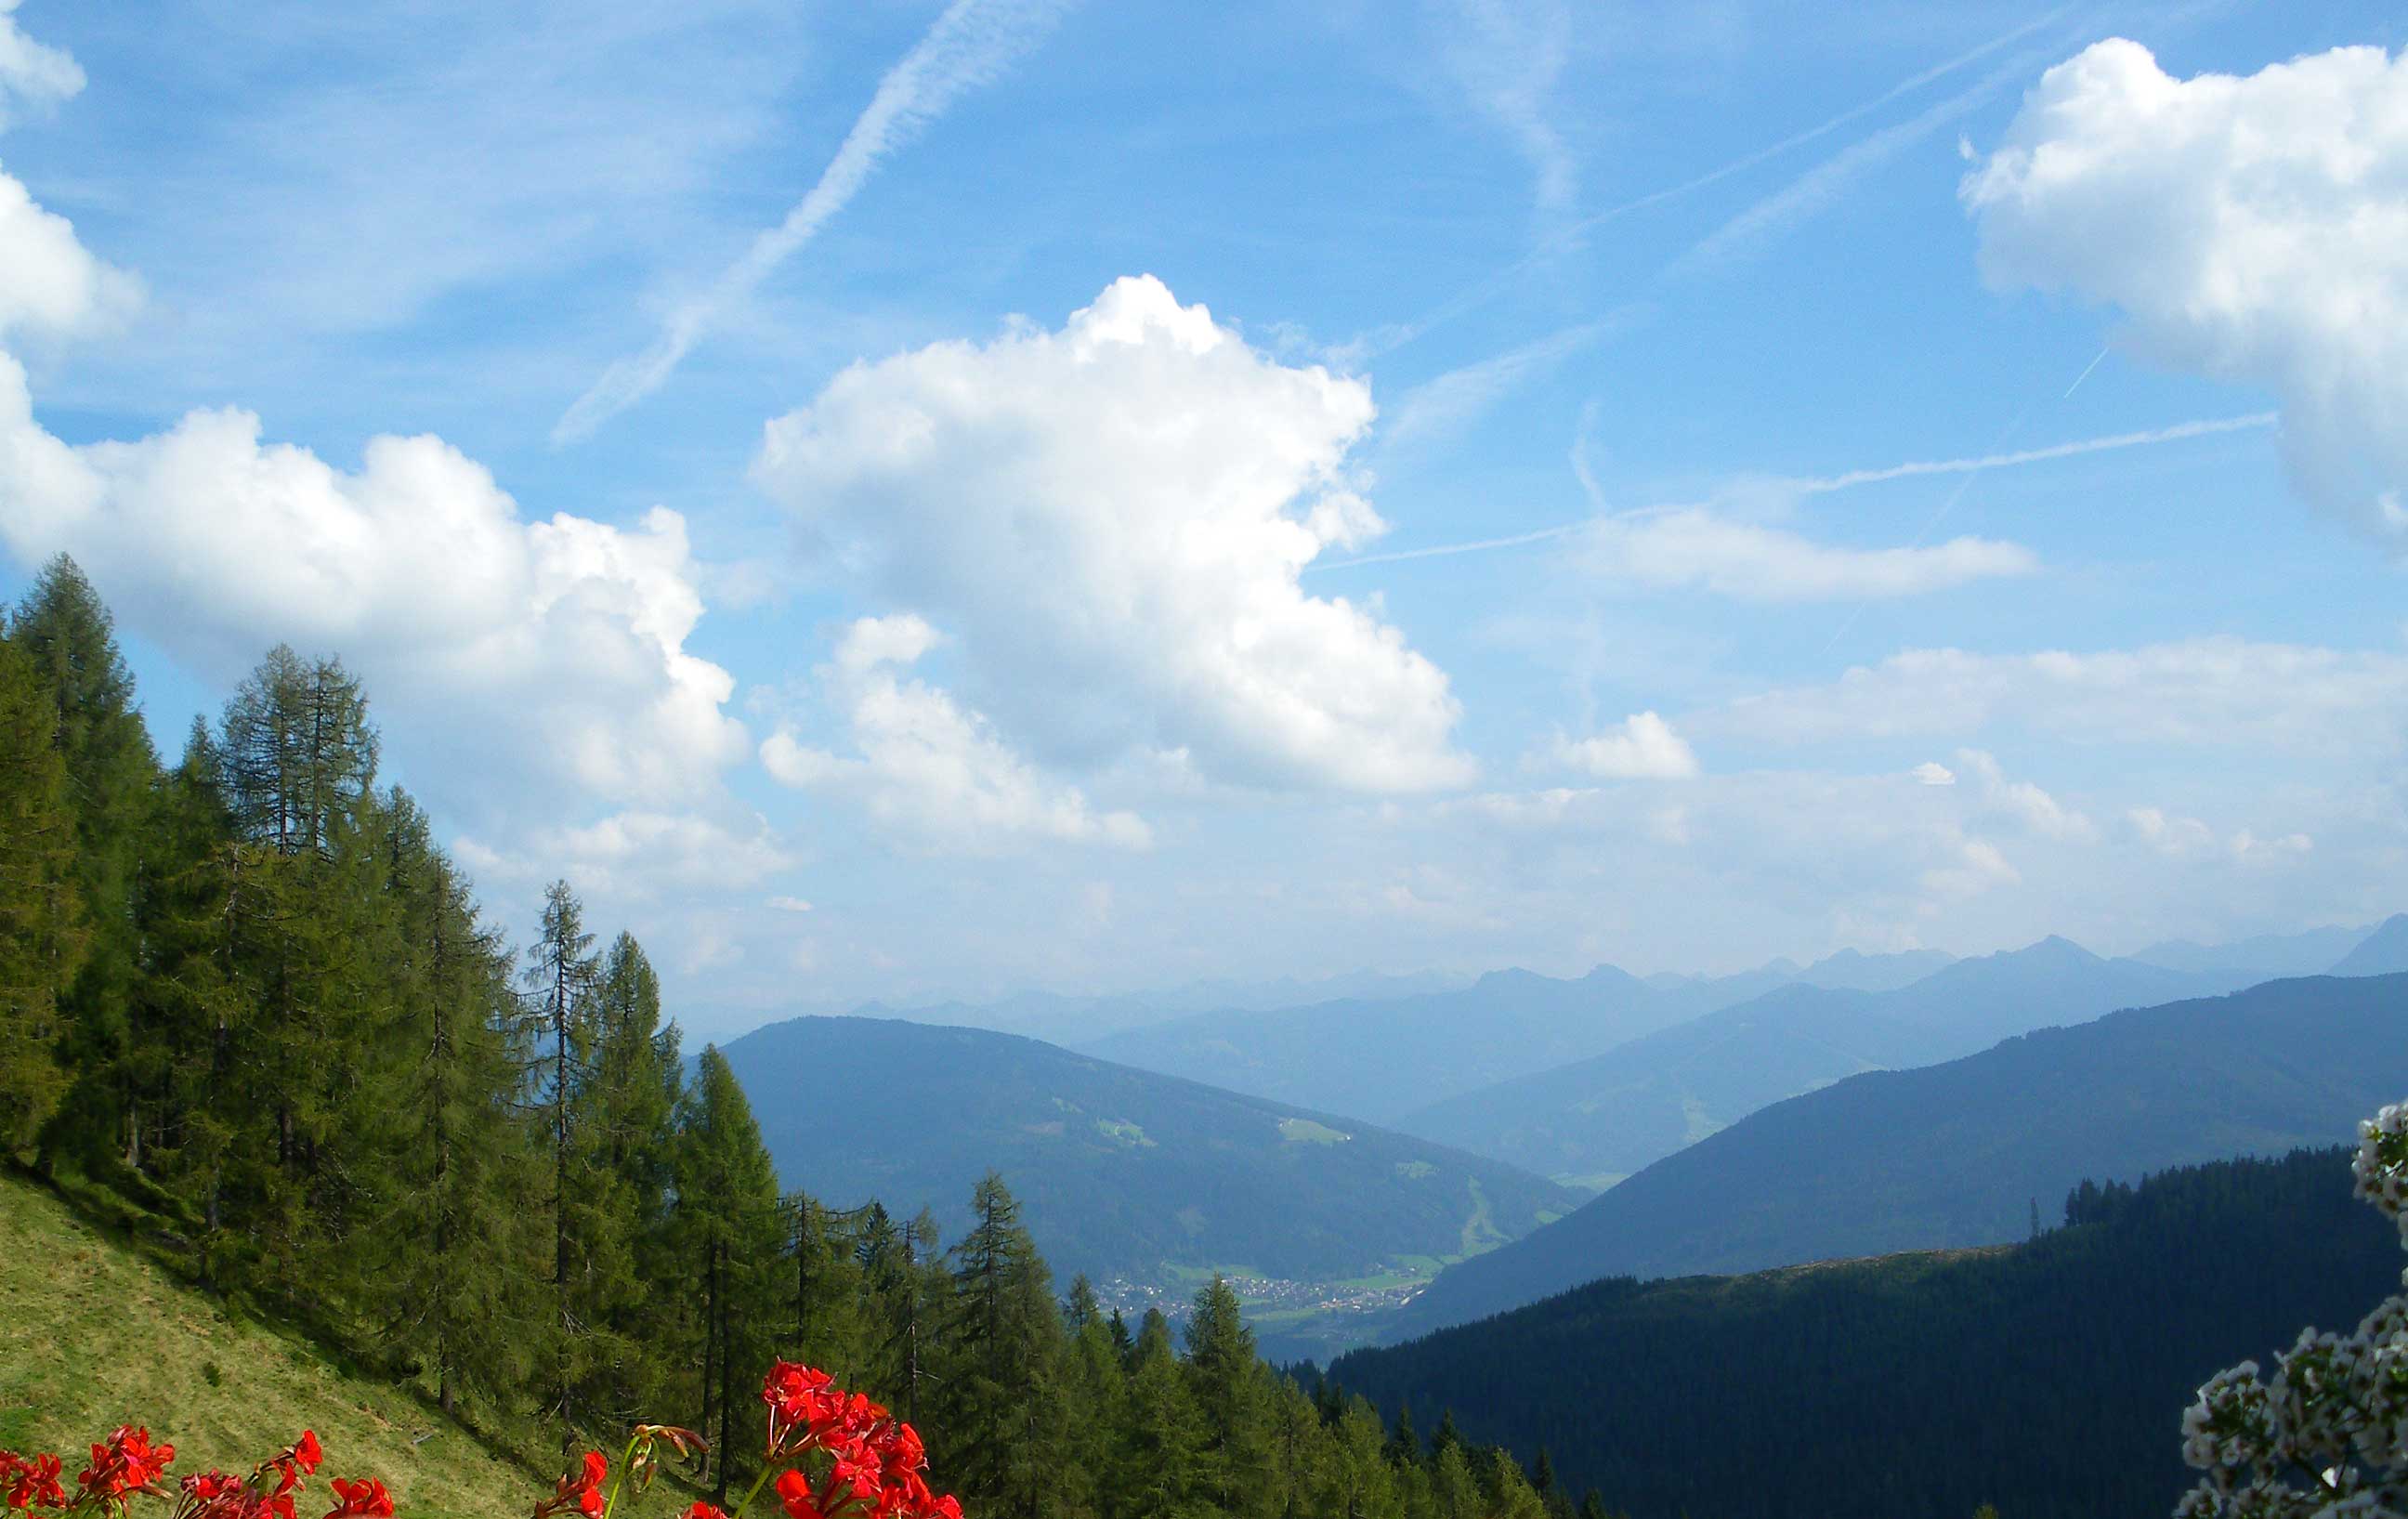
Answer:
[0,555,1603,1519]
[1324,1145,2401,1519]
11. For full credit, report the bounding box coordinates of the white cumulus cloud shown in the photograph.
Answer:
[753,275,1473,794]
[761,615,1151,856]
[0,0,83,129]
[0,172,138,340]
[0,151,747,817]
[1965,39,2408,542]
[1574,507,2037,600]
[1540,711,1701,779]
[1956,748,2097,843]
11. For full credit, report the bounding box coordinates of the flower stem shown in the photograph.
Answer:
[599,1434,645,1519]
[725,1460,779,1519]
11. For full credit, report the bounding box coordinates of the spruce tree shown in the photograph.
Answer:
[210,647,383,1298]
[11,557,156,1176]
[1186,1274,1275,1516]
[1317,1398,1406,1519]
[940,1172,1065,1518]
[368,792,537,1417]
[0,624,85,1155]
[581,931,679,1422]
[1065,1273,1101,1332]
[673,1046,785,1499]
[1118,1307,1204,1519]
[526,879,600,1429]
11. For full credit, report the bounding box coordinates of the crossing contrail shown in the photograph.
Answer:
[1310,412,2278,573]
[554,0,1076,443]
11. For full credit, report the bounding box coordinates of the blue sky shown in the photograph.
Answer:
[4,0,2407,1040]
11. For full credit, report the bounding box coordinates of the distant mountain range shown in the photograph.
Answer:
[1394,936,2270,1186]
[2130,920,2374,977]
[713,1015,1581,1292]
[1390,971,2408,1336]
[1080,949,1961,1124]
[1328,1147,2401,1519]
[2331,912,2408,976]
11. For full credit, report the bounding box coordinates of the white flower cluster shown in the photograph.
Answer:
[2175,1104,2408,1517]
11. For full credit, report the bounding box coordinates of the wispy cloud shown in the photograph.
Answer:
[1314,412,2276,571]
[1381,318,1622,452]
[1435,0,1578,218]
[0,0,84,129]
[1674,50,2046,274]
[1354,10,2073,360]
[553,0,1075,443]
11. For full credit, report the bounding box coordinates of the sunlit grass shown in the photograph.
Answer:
[0,1172,550,1519]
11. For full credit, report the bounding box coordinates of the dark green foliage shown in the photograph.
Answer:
[673,1047,787,1498]
[10,559,155,1175]
[361,792,541,1419]
[936,1173,1065,1518]
[717,1015,1580,1289]
[1330,1147,2401,1519]
[1401,971,2408,1332]
[0,621,85,1152]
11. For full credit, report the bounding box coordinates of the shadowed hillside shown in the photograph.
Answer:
[1395,973,2408,1334]
[1331,1147,2399,1519]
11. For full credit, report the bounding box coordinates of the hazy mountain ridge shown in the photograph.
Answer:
[714,1014,1582,1297]
[2330,913,2408,977]
[1391,971,2408,1336]
[1080,948,1964,1124]
[1391,936,2264,1185]
[2130,921,2373,976]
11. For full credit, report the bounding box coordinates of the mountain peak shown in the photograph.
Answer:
[2332,914,2408,977]
[2009,935,2102,965]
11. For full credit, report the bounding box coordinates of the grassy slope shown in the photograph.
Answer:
[0,1172,543,1519]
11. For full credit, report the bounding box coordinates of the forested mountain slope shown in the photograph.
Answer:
[1394,973,2408,1333]
[1394,936,2259,1187]
[1081,949,1955,1124]
[719,1014,1582,1290]
[1329,1147,2399,1519]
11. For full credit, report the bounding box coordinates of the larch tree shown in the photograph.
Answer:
[0,623,85,1156]
[11,557,155,1177]
[526,879,600,1430]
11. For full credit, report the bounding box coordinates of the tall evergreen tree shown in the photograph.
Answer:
[0,624,85,1155]
[1187,1274,1276,1516]
[11,557,156,1174]
[579,931,679,1422]
[525,880,599,1429]
[367,792,537,1418]
[1119,1306,1205,1519]
[210,648,384,1297]
[673,1046,785,1500]
[941,1172,1065,1519]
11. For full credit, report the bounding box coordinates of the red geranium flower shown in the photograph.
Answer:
[80,1427,174,1511]
[773,1470,824,1519]
[680,1505,725,1519]
[3,1452,67,1512]
[321,1478,390,1519]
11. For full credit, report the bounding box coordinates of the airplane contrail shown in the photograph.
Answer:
[1349,8,2074,360]
[1310,411,2278,573]
[553,0,1076,444]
